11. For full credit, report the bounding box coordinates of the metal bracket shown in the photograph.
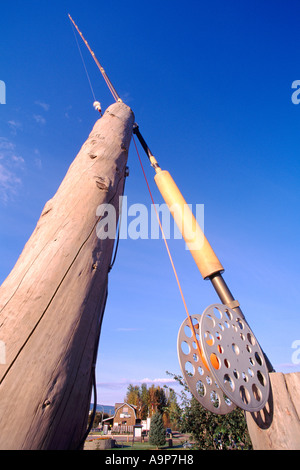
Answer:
[225,299,240,309]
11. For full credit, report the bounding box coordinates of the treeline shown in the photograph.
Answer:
[124,383,180,429]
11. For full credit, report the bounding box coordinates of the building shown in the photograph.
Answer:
[102,402,138,429]
[114,403,138,426]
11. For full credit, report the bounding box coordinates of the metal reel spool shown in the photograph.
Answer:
[177,314,236,415]
[199,304,270,413]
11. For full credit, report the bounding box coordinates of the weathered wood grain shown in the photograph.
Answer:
[246,371,300,450]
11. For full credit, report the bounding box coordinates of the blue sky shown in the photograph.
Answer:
[1,0,300,406]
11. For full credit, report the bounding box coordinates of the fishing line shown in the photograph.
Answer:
[132,135,204,367]
[70,19,96,102]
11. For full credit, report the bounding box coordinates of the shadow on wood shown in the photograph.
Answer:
[246,372,300,450]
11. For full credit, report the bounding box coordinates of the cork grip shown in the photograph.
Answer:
[154,170,224,279]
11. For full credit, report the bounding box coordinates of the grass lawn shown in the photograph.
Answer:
[111,438,190,451]
[85,432,193,451]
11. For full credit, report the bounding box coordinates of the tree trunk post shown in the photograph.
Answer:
[0,102,134,450]
[246,371,300,450]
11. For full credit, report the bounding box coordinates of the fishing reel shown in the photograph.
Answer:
[177,303,270,414]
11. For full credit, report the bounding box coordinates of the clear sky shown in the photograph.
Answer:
[0,0,300,406]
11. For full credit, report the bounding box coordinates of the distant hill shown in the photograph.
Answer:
[89,404,115,416]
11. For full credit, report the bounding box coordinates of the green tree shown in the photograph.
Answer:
[165,387,181,429]
[87,411,109,428]
[166,372,252,450]
[149,412,166,449]
[124,382,179,424]
[125,384,140,406]
[155,386,168,413]
[140,383,150,420]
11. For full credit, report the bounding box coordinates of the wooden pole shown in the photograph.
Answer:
[0,102,134,450]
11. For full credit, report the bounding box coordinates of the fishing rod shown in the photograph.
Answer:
[68,14,121,104]
[69,14,273,415]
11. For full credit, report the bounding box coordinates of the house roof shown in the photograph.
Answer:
[102,402,137,423]
[115,402,137,416]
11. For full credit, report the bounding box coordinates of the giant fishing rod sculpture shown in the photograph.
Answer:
[69,14,273,415]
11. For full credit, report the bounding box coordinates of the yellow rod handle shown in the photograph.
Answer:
[154,170,224,280]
